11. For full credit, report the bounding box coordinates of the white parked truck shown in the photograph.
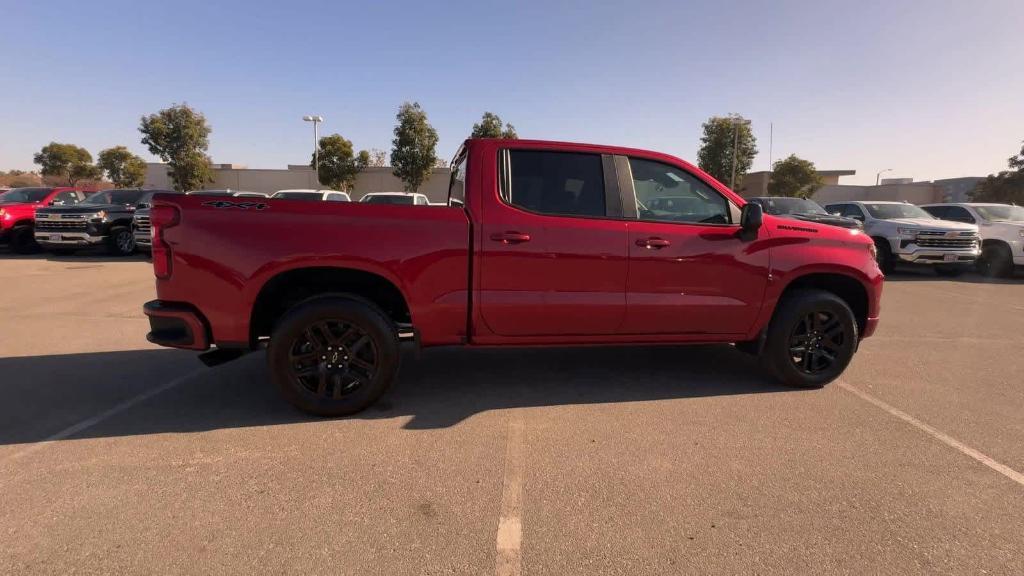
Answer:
[823,200,980,276]
[921,203,1024,277]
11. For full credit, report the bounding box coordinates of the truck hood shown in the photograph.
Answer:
[36,204,134,215]
[881,217,976,231]
[0,202,40,217]
[785,212,863,230]
[983,220,1024,235]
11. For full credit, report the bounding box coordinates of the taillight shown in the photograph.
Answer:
[150,205,180,279]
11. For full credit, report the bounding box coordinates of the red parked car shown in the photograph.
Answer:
[0,187,93,253]
[144,139,883,416]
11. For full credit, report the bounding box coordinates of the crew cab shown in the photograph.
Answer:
[748,197,862,229]
[0,187,92,253]
[35,188,157,255]
[920,203,1024,277]
[823,200,980,276]
[144,139,883,416]
[359,192,431,205]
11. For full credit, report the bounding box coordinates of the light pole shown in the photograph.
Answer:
[730,116,750,190]
[875,168,893,186]
[303,115,324,176]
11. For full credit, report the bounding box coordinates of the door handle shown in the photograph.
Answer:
[636,237,670,249]
[491,231,531,244]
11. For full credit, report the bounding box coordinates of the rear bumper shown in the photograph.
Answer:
[143,300,210,350]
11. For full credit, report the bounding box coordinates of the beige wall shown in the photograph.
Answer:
[145,165,453,203]
[737,170,854,198]
[811,183,944,205]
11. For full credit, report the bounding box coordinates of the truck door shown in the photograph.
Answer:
[619,156,770,335]
[478,148,628,336]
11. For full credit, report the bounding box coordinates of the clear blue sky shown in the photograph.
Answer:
[2,0,1022,185]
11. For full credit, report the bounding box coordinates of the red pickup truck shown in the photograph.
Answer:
[144,138,883,415]
[0,187,94,253]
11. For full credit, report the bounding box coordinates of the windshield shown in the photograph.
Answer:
[273,192,320,200]
[81,189,147,206]
[974,205,1024,222]
[363,195,415,205]
[755,197,828,216]
[863,203,934,220]
[0,187,51,204]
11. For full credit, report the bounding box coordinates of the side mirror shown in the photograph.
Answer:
[740,202,763,233]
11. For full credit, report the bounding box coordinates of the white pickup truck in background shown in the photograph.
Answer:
[921,203,1024,277]
[823,200,980,277]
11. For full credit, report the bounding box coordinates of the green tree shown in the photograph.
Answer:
[971,140,1024,204]
[367,149,388,168]
[470,112,518,139]
[696,114,758,189]
[139,103,213,192]
[390,102,439,192]
[767,154,824,198]
[314,134,368,191]
[97,146,147,188]
[32,142,101,185]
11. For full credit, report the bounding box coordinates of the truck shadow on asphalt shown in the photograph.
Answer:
[0,344,791,446]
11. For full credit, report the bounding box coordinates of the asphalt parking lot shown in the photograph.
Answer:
[1,255,1022,575]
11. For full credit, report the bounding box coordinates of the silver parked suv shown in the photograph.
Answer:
[823,201,980,276]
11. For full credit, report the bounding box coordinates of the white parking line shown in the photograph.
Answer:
[1,369,202,465]
[839,381,1024,487]
[495,410,526,576]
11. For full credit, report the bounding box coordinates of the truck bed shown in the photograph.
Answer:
[153,194,471,346]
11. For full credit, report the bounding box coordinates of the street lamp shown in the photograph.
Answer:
[303,115,324,176]
[730,116,751,190]
[875,168,893,186]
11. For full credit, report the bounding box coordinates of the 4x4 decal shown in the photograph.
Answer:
[202,200,268,211]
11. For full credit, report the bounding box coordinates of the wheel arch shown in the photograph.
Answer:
[249,266,412,346]
[981,237,1012,250]
[778,272,869,336]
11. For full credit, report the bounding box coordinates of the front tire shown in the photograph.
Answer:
[10,226,39,254]
[873,237,894,274]
[762,289,858,388]
[267,296,400,416]
[977,243,1013,278]
[107,226,135,256]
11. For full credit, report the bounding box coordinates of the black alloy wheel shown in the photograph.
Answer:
[287,320,378,400]
[787,310,847,375]
[762,289,858,388]
[267,296,399,416]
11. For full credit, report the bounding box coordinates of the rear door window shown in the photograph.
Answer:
[499,150,606,217]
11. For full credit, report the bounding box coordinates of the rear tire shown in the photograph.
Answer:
[10,226,39,254]
[977,243,1013,278]
[107,226,135,256]
[267,296,400,416]
[873,237,894,274]
[762,289,858,388]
